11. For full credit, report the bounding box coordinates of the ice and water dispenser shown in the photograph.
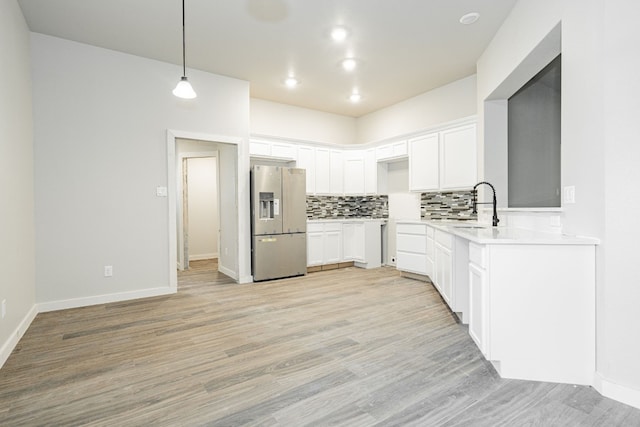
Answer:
[259,192,279,220]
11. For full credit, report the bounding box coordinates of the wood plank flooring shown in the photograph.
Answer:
[1,260,639,426]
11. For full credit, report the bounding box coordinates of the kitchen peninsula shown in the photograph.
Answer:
[396,219,599,386]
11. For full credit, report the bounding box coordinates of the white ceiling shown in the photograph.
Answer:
[17,0,517,117]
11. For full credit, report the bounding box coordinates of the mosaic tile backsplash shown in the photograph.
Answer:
[307,195,389,219]
[421,190,477,221]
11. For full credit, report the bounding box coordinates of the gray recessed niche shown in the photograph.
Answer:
[508,55,561,208]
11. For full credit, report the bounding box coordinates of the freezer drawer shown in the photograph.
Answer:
[252,233,307,281]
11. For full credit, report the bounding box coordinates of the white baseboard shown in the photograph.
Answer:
[594,372,640,410]
[37,286,177,313]
[189,253,218,261]
[218,264,238,281]
[0,304,38,369]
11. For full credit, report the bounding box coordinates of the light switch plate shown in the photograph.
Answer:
[563,186,575,204]
[156,186,168,197]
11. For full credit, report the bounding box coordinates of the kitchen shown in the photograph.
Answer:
[2,0,640,423]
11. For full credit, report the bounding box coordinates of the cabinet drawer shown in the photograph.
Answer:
[324,223,342,232]
[435,230,453,249]
[307,223,324,233]
[469,242,486,267]
[397,223,427,235]
[397,234,427,254]
[397,251,427,275]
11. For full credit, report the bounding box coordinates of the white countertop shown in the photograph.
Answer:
[396,219,600,245]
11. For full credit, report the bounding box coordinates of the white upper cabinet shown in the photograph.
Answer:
[440,124,477,190]
[407,122,477,192]
[376,140,408,161]
[330,150,344,195]
[344,151,365,195]
[270,142,296,160]
[364,148,377,195]
[252,118,475,196]
[249,139,296,160]
[296,146,315,194]
[314,148,331,194]
[409,133,439,191]
[249,140,271,157]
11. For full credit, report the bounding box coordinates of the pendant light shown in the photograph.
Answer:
[173,0,196,99]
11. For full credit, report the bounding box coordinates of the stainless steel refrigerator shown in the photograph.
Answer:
[251,165,307,281]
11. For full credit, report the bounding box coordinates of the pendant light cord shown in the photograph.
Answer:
[181,0,186,77]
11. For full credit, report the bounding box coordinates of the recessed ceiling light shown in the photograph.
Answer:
[341,58,357,72]
[331,26,349,42]
[459,12,480,25]
[349,92,362,103]
[284,77,299,88]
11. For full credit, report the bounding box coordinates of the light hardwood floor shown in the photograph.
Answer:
[1,260,639,426]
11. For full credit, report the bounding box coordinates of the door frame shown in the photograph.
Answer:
[166,129,252,290]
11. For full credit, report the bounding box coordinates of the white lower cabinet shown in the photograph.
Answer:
[396,223,428,275]
[308,220,382,268]
[468,243,488,357]
[307,229,325,266]
[396,223,469,323]
[343,221,382,268]
[307,222,342,266]
[468,243,596,385]
[324,228,342,264]
[342,223,364,261]
[425,227,435,278]
[434,230,453,305]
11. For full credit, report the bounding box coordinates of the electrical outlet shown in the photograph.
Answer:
[104,266,113,277]
[1,299,6,319]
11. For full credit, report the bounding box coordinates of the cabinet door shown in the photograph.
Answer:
[324,230,342,264]
[307,231,324,266]
[315,148,331,194]
[249,140,271,157]
[376,144,393,161]
[409,133,439,191]
[342,223,355,260]
[353,223,365,261]
[426,233,435,278]
[330,150,344,195]
[469,263,488,357]
[440,124,477,189]
[297,146,315,194]
[271,142,296,160]
[391,140,408,157]
[435,243,452,306]
[344,153,365,195]
[364,148,377,194]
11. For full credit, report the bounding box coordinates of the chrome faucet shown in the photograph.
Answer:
[472,182,500,227]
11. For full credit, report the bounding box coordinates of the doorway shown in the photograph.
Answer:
[168,131,249,290]
[181,156,220,271]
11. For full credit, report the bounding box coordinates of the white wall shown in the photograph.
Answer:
[250,98,357,145]
[600,0,640,405]
[477,0,640,408]
[355,75,477,144]
[31,34,250,308]
[0,0,37,366]
[186,157,219,260]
